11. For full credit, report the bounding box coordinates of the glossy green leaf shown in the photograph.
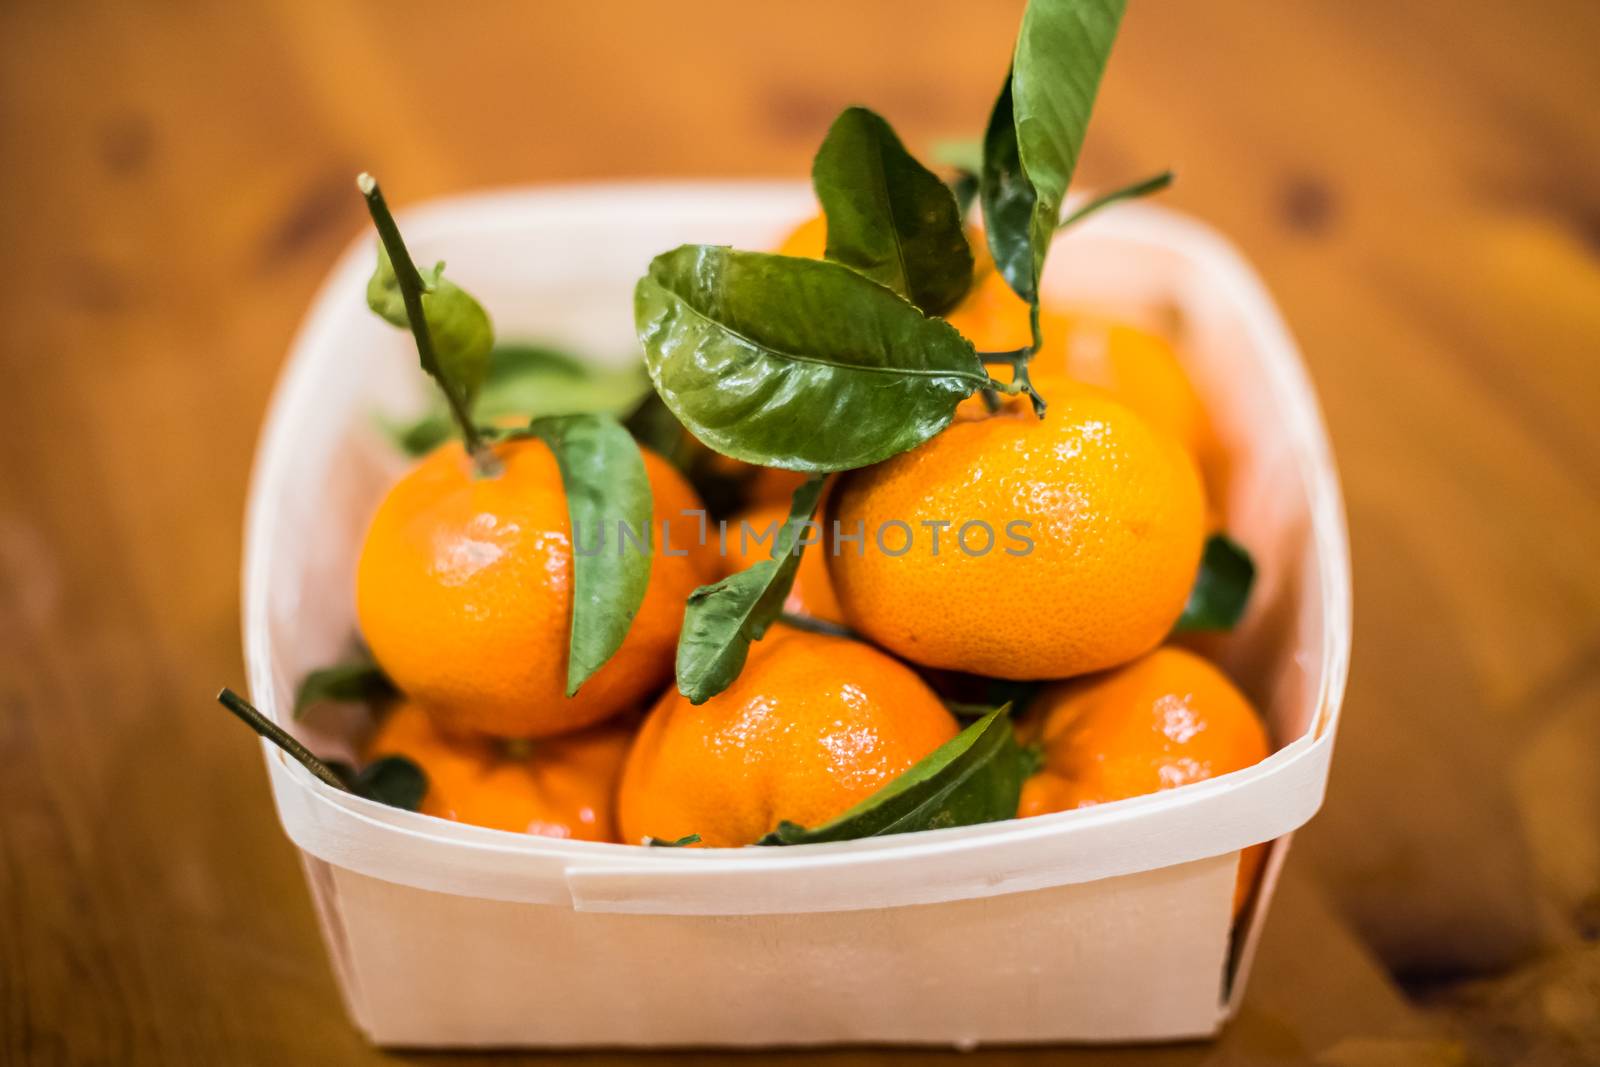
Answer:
[675,477,826,704]
[388,343,652,456]
[812,107,973,315]
[644,834,702,847]
[527,413,654,694]
[982,0,1127,301]
[980,76,1039,302]
[367,245,494,412]
[1174,533,1256,633]
[1057,170,1173,232]
[293,654,396,719]
[1013,0,1126,286]
[758,704,1025,845]
[635,245,988,472]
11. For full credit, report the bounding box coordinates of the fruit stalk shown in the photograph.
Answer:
[217,687,353,793]
[1018,301,1046,416]
[356,173,489,462]
[976,346,1043,408]
[775,611,856,639]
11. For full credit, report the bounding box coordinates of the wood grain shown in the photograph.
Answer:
[2,1,1595,1062]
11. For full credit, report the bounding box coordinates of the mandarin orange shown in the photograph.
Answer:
[356,437,715,739]
[775,212,829,260]
[828,385,1205,679]
[946,275,1219,506]
[1017,646,1271,914]
[616,625,959,846]
[367,700,633,840]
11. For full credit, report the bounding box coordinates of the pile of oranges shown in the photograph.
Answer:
[336,216,1271,911]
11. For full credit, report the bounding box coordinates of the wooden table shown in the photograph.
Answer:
[3,2,1596,1063]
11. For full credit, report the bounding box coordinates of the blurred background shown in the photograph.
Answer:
[2,2,1596,1064]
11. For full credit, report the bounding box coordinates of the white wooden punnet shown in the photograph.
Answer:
[243,182,1350,1047]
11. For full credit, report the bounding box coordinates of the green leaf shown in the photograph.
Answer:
[644,834,702,847]
[384,411,453,457]
[951,171,980,222]
[932,138,984,175]
[527,414,654,694]
[622,388,691,463]
[387,343,653,457]
[635,246,988,472]
[943,701,1004,719]
[1057,169,1173,232]
[353,755,428,812]
[983,677,1043,717]
[932,138,984,221]
[980,77,1038,302]
[367,245,494,412]
[943,679,1040,719]
[293,654,396,719]
[758,705,1025,845]
[478,344,651,421]
[324,755,428,811]
[675,477,827,704]
[981,0,1127,301]
[812,107,973,315]
[1174,533,1256,633]
[1012,0,1126,286]
[1020,741,1046,780]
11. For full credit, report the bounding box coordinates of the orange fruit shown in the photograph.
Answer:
[775,213,828,260]
[1016,647,1271,915]
[616,625,959,846]
[1041,318,1213,473]
[721,499,844,625]
[746,465,812,505]
[356,437,716,740]
[828,385,1205,679]
[1032,317,1223,519]
[367,700,633,841]
[944,267,1040,352]
[945,275,1221,513]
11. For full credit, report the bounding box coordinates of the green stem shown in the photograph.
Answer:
[1057,170,1174,232]
[1020,302,1046,417]
[777,612,858,639]
[356,173,491,465]
[977,332,1046,413]
[977,347,1031,364]
[217,688,352,793]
